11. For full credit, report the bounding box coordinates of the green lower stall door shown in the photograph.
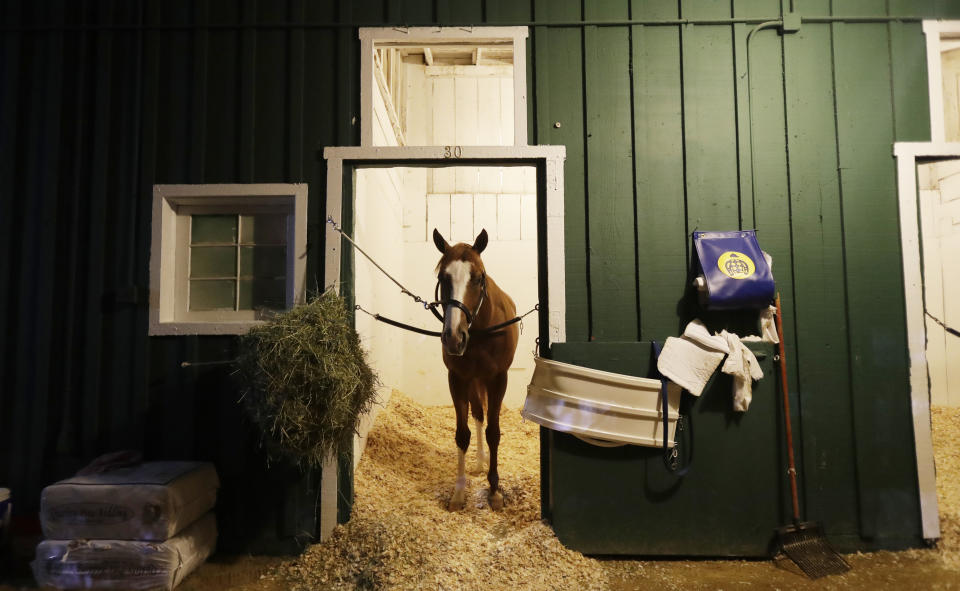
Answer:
[545,341,783,557]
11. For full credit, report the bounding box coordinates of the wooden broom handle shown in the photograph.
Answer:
[775,294,802,523]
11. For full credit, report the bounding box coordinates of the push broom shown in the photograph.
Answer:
[773,294,851,578]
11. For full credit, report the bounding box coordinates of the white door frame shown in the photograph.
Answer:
[317,144,566,541]
[888,18,960,543]
[923,20,960,144]
[893,141,960,542]
[323,146,566,341]
[359,27,529,147]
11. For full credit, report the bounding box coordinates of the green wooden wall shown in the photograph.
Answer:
[2,0,958,554]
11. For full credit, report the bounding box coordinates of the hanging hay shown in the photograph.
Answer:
[236,290,379,469]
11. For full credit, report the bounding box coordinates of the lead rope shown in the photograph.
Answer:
[355,303,442,337]
[329,216,538,337]
[327,217,435,311]
[926,311,960,338]
[355,302,539,337]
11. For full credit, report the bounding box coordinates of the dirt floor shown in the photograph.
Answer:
[3,394,960,590]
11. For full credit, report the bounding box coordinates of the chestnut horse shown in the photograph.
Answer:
[433,228,519,511]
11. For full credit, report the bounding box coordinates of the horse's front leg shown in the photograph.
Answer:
[485,371,507,511]
[468,381,488,473]
[448,373,471,511]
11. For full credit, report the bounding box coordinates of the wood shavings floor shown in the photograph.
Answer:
[195,393,960,590]
[265,390,603,590]
[5,394,957,590]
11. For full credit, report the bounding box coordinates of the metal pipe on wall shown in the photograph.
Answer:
[0,16,927,34]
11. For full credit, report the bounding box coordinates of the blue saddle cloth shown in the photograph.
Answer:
[693,230,775,310]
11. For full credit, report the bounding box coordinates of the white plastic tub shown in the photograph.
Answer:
[522,357,682,448]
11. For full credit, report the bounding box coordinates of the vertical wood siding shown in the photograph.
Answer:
[2,0,959,552]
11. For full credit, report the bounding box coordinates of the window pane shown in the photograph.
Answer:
[192,215,237,244]
[239,246,286,278]
[238,278,286,310]
[190,280,236,310]
[191,246,237,278]
[240,214,287,244]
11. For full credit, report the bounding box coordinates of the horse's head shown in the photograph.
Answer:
[433,228,488,357]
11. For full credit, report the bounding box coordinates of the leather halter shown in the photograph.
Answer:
[433,272,487,329]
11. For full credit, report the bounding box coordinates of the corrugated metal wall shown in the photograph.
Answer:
[2,0,958,553]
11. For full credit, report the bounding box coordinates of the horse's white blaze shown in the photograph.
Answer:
[443,260,472,332]
[475,418,487,465]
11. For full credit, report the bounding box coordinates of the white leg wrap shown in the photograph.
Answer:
[449,449,467,509]
[475,418,487,465]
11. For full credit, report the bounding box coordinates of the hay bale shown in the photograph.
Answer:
[236,290,379,469]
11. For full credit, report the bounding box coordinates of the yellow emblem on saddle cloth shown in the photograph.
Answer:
[717,251,755,279]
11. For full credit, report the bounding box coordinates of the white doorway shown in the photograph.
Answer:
[918,159,960,407]
[316,25,561,543]
[353,164,540,410]
[354,31,538,408]
[352,33,539,409]
[892,20,960,543]
[893,142,960,543]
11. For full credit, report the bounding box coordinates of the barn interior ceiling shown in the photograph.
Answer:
[377,41,514,66]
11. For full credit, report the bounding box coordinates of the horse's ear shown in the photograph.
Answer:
[433,228,449,253]
[472,229,488,254]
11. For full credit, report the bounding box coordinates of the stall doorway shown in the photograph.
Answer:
[353,164,540,410]
[316,26,562,543]
[917,159,960,407]
[350,30,544,410]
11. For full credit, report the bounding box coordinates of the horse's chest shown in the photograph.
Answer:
[444,346,511,379]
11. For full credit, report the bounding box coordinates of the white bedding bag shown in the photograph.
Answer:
[40,462,218,541]
[33,512,216,590]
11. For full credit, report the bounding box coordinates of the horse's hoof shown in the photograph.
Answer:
[488,490,504,511]
[448,490,467,511]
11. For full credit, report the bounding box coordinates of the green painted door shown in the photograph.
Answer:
[545,341,784,556]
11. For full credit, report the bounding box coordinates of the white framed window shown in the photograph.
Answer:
[149,183,308,335]
[924,20,960,142]
[359,26,528,148]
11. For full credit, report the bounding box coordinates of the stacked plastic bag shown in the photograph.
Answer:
[32,457,219,590]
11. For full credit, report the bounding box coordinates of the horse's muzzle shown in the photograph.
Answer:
[442,327,469,356]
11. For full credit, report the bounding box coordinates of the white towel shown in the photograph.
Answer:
[682,318,731,352]
[720,330,764,412]
[657,320,728,396]
[760,305,779,344]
